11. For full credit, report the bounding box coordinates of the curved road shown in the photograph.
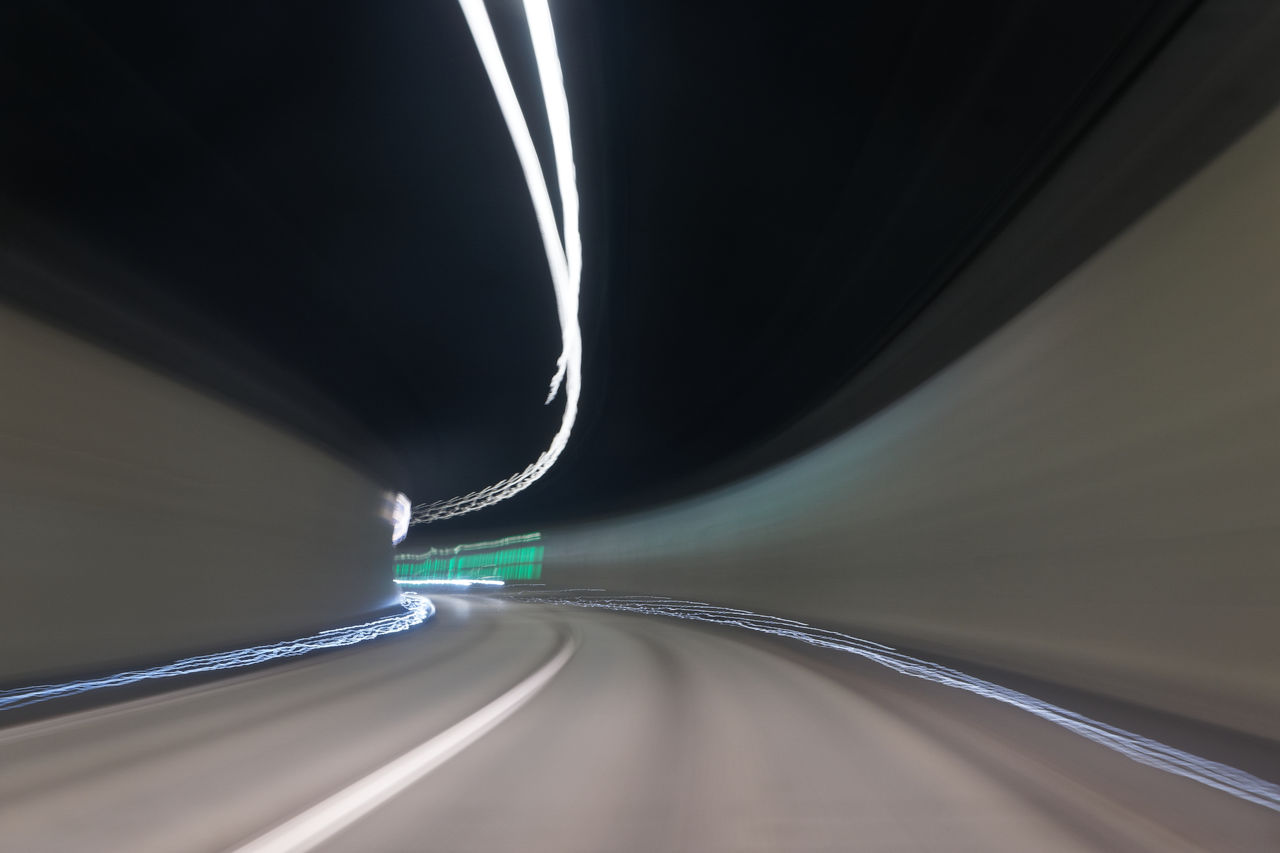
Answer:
[1,594,1277,851]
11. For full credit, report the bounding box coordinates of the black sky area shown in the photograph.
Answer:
[0,1,1192,537]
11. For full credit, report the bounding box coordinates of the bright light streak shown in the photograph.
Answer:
[395,578,505,588]
[387,492,411,544]
[399,532,543,557]
[0,593,435,712]
[516,591,1280,813]
[524,0,580,405]
[395,532,543,582]
[412,0,582,524]
[232,636,576,853]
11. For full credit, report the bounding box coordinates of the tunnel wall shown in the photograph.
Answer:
[543,101,1280,741]
[0,304,400,683]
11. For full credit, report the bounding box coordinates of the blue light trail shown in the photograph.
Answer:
[0,593,435,712]
[516,591,1280,813]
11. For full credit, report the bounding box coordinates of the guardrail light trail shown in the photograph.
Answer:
[0,593,436,712]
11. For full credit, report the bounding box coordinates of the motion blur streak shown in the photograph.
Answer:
[378,492,413,544]
[232,637,576,853]
[412,0,582,524]
[524,0,581,405]
[389,493,411,544]
[518,592,1280,813]
[0,593,435,712]
[395,578,506,588]
[395,532,544,582]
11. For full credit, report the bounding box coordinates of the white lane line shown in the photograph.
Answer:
[231,636,577,853]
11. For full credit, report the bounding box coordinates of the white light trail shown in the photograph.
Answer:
[398,531,542,560]
[0,593,435,712]
[413,0,582,524]
[395,578,505,588]
[515,591,1280,813]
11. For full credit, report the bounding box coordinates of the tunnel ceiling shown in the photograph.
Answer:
[0,0,1193,533]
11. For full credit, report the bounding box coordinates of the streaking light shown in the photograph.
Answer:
[0,593,435,712]
[395,532,543,582]
[514,591,1280,813]
[396,578,505,588]
[385,492,411,544]
[412,0,582,524]
[403,532,542,553]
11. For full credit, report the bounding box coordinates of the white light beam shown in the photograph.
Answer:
[412,0,582,524]
[0,593,435,712]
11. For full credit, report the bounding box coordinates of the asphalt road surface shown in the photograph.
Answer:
[1,594,1277,851]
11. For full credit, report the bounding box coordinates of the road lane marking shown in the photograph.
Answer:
[231,634,577,853]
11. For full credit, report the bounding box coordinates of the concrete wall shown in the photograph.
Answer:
[0,304,400,683]
[543,100,1280,741]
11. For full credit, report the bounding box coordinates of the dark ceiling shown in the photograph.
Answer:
[0,0,1194,537]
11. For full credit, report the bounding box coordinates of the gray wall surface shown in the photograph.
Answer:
[0,304,400,683]
[542,100,1280,742]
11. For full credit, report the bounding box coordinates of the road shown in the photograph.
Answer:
[1,594,1277,852]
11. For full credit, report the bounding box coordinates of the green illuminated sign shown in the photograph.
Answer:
[394,532,543,581]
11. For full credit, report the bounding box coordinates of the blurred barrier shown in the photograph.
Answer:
[542,97,1280,741]
[0,303,400,683]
